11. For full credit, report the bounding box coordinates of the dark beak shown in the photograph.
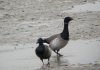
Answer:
[36,42,38,44]
[71,17,73,20]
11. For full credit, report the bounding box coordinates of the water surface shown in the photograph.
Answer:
[0,38,100,70]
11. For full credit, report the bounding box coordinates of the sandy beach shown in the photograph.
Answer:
[0,0,100,70]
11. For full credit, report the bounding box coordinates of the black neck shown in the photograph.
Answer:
[60,22,69,40]
[39,43,44,46]
[37,43,45,54]
[39,43,45,49]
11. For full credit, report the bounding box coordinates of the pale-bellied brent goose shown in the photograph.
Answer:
[43,17,73,56]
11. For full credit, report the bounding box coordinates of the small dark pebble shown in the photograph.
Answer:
[28,25,33,27]
[22,11,24,12]
[0,1,4,4]
[83,0,87,2]
[72,6,74,8]
[31,18,35,20]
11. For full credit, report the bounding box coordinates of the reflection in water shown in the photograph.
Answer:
[57,55,61,66]
[37,55,69,70]
[1,38,100,70]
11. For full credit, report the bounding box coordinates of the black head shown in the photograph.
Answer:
[37,38,44,44]
[64,17,73,23]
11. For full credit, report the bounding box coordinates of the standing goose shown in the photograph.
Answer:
[43,17,73,56]
[35,38,51,64]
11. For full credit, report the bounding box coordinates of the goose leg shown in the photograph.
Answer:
[57,49,63,56]
[41,59,44,65]
[47,58,50,65]
[53,49,62,56]
[54,50,58,54]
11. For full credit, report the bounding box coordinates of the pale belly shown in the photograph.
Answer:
[49,38,68,50]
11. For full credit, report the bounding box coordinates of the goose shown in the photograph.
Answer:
[35,38,51,64]
[43,17,73,56]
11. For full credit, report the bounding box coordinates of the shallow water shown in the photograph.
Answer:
[64,1,100,13]
[0,38,100,70]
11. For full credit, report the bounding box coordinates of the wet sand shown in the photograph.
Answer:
[0,38,100,70]
[0,0,100,70]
